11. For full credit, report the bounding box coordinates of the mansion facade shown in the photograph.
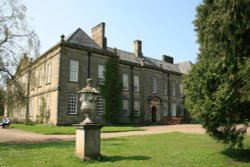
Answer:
[6,23,192,125]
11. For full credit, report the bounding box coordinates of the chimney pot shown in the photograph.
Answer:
[134,40,142,57]
[162,55,174,64]
[91,22,107,49]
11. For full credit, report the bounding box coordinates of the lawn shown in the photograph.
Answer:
[11,124,144,135]
[0,132,250,167]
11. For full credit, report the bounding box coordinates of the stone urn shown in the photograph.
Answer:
[78,78,99,124]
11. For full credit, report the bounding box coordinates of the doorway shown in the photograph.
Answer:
[151,106,157,122]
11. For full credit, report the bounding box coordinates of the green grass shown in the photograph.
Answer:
[11,124,144,135]
[0,133,250,167]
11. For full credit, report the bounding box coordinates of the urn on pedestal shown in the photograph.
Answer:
[75,78,103,160]
[78,78,99,124]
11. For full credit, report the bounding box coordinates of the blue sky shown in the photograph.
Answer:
[23,0,202,63]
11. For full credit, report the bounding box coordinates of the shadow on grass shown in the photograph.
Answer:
[101,155,151,162]
[222,148,250,163]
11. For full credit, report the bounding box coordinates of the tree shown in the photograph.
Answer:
[184,0,250,148]
[0,0,39,86]
[100,57,122,125]
[0,88,5,115]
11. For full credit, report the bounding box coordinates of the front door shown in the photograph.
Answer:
[151,106,157,122]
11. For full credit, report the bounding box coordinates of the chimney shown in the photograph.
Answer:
[91,22,107,49]
[162,55,174,64]
[134,40,142,57]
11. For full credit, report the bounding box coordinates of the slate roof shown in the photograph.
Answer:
[107,48,181,73]
[65,28,101,49]
[65,28,191,74]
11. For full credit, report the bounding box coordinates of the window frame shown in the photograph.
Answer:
[152,78,157,93]
[98,64,105,84]
[123,100,129,116]
[163,102,169,116]
[122,74,129,91]
[133,75,140,92]
[97,96,105,116]
[170,81,176,96]
[69,59,79,82]
[171,103,176,116]
[68,94,78,114]
[164,80,167,95]
[46,63,52,84]
[133,100,140,116]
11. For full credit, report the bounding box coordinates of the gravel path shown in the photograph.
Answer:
[1,124,248,144]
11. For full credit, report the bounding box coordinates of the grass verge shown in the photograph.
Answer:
[0,133,250,167]
[11,124,144,135]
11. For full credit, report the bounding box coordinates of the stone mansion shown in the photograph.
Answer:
[6,22,192,125]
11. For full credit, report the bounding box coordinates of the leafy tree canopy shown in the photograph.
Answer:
[0,0,39,86]
[184,0,250,148]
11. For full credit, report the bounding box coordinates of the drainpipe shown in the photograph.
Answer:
[167,74,171,119]
[87,52,91,78]
[26,58,32,120]
[130,65,134,123]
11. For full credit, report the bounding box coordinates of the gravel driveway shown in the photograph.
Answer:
[1,124,248,144]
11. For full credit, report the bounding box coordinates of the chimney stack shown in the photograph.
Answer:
[162,55,174,64]
[134,40,142,57]
[91,22,107,49]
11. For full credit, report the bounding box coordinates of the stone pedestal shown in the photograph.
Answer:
[74,124,103,160]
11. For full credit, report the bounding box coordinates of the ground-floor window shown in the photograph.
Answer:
[97,96,105,115]
[68,94,78,114]
[133,101,140,116]
[123,100,129,116]
[179,105,184,117]
[162,102,168,116]
[171,103,176,116]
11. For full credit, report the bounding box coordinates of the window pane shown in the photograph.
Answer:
[171,103,176,116]
[97,96,105,115]
[98,65,105,84]
[70,60,79,82]
[68,94,78,114]
[123,100,129,116]
[164,81,167,95]
[152,78,157,93]
[134,75,139,92]
[133,101,140,116]
[170,81,176,96]
[163,102,168,116]
[122,74,129,90]
[46,63,51,84]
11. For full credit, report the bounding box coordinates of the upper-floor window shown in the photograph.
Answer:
[69,60,79,82]
[171,103,176,116]
[68,94,78,114]
[164,81,167,95]
[170,81,176,96]
[123,100,129,116]
[46,63,51,84]
[97,96,105,115]
[134,101,140,116]
[179,83,184,97]
[152,78,157,93]
[98,65,105,84]
[38,68,43,88]
[122,74,129,90]
[133,75,139,92]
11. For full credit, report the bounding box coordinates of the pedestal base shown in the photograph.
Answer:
[74,124,103,160]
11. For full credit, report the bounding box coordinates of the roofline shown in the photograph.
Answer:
[118,59,182,76]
